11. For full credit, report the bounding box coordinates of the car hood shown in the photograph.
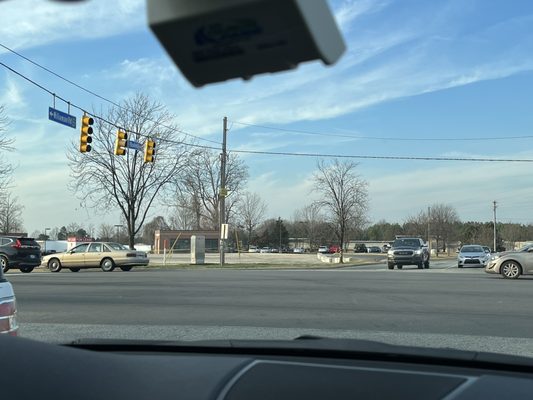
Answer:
[391,246,420,250]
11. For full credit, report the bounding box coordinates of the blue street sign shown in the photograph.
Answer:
[126,140,143,151]
[48,107,77,129]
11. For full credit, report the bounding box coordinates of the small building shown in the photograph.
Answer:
[67,236,94,251]
[154,230,220,254]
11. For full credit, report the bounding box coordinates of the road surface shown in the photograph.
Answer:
[7,264,532,357]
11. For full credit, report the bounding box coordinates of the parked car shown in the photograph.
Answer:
[293,247,305,254]
[317,246,329,254]
[248,246,260,253]
[457,245,490,268]
[0,266,17,335]
[329,245,341,254]
[259,247,272,253]
[41,242,149,272]
[367,246,382,253]
[485,243,533,279]
[353,244,367,253]
[0,236,42,273]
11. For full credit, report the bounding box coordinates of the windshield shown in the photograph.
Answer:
[2,0,533,359]
[460,246,484,253]
[393,239,420,248]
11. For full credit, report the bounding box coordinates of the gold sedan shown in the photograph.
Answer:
[41,242,149,273]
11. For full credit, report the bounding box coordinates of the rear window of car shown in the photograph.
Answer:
[18,238,40,248]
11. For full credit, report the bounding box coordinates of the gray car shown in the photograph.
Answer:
[485,243,533,279]
[457,245,490,268]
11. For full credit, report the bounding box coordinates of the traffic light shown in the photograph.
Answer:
[114,130,128,156]
[144,139,156,163]
[79,114,94,153]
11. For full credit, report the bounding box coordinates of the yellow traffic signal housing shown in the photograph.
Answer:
[114,130,128,156]
[79,114,94,153]
[144,139,156,163]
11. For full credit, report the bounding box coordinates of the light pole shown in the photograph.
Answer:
[44,227,51,254]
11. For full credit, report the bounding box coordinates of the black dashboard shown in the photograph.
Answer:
[3,335,533,399]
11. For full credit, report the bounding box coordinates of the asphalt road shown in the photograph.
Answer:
[8,264,533,357]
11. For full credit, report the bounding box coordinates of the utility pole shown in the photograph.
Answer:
[493,201,497,252]
[427,206,431,254]
[278,217,282,252]
[219,117,228,265]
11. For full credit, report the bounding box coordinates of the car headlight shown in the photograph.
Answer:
[414,249,422,255]
[387,250,394,256]
[490,254,500,261]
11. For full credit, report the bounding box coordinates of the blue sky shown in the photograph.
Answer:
[1,0,533,236]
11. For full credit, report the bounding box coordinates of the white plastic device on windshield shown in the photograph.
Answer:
[147,0,346,87]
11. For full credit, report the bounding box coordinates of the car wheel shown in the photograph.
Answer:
[501,261,521,279]
[120,266,133,272]
[397,265,403,269]
[48,258,62,273]
[100,258,115,272]
[417,262,423,269]
[0,255,9,273]
[69,268,81,272]
[20,267,34,273]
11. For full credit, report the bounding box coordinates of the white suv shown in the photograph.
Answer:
[0,268,17,335]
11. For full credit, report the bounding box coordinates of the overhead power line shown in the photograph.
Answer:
[0,61,220,151]
[2,61,533,163]
[0,42,220,146]
[230,120,533,142]
[229,148,533,162]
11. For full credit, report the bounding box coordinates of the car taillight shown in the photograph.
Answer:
[0,299,17,335]
[11,239,21,249]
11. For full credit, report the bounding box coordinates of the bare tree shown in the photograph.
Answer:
[141,216,169,245]
[430,203,460,253]
[312,159,368,262]
[0,105,14,194]
[67,93,191,249]
[98,223,115,241]
[0,192,24,234]
[168,195,198,230]
[293,203,329,250]
[236,191,267,249]
[173,149,248,229]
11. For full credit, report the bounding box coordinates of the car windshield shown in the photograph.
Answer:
[461,246,484,253]
[393,239,420,248]
[3,0,533,359]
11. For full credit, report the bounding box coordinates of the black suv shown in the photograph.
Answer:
[0,236,42,273]
[387,237,430,270]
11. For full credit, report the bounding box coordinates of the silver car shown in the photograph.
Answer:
[457,245,490,268]
[485,243,533,279]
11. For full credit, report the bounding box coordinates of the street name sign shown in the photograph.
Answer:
[48,107,76,129]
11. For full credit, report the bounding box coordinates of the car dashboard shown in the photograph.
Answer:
[4,335,533,399]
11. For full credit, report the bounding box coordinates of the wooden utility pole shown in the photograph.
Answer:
[219,117,228,265]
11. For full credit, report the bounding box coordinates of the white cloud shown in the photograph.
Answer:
[0,0,146,51]
[334,0,389,32]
